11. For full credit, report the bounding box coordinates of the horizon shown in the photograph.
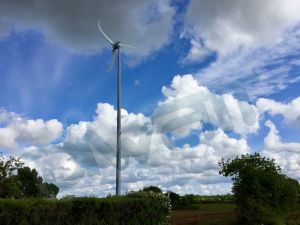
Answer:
[0,0,300,198]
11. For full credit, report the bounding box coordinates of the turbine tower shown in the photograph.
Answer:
[98,21,132,196]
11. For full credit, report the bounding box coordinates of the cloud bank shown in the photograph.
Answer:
[0,0,174,57]
[1,73,299,196]
[0,74,263,196]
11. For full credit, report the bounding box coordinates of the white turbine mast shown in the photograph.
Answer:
[97,20,133,196]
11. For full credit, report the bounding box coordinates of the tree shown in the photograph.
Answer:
[0,156,24,179]
[39,182,59,198]
[17,167,43,197]
[0,156,59,198]
[0,156,24,198]
[0,176,23,198]
[167,191,180,207]
[219,153,299,225]
[142,186,162,193]
[46,182,59,198]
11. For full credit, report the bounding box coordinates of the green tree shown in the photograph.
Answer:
[142,186,162,193]
[46,182,59,198]
[219,153,299,225]
[167,191,180,207]
[0,156,24,179]
[0,156,59,198]
[0,176,23,198]
[0,156,24,198]
[17,167,43,197]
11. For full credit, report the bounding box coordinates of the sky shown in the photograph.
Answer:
[0,0,300,197]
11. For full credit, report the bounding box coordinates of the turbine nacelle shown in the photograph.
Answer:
[112,41,121,51]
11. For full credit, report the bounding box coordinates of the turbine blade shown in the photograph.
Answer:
[98,21,114,45]
[108,50,116,71]
[119,44,136,49]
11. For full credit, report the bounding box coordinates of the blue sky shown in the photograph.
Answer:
[0,0,300,196]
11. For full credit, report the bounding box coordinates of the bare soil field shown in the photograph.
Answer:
[170,203,300,225]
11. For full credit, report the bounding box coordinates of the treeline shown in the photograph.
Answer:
[142,186,233,209]
[0,156,59,199]
[168,193,233,209]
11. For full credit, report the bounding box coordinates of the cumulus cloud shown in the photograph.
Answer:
[183,0,300,56]
[36,103,154,171]
[155,75,259,137]
[0,0,174,57]
[16,74,257,196]
[0,109,63,150]
[262,120,300,180]
[257,97,300,125]
[22,119,250,196]
[264,120,300,153]
[0,73,263,196]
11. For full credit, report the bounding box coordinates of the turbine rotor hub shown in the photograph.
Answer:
[113,41,121,51]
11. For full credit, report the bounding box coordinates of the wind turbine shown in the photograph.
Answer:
[98,21,133,196]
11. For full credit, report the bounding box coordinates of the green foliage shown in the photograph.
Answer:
[0,156,24,178]
[219,153,300,225]
[0,156,59,198]
[142,186,162,193]
[126,190,172,222]
[168,193,234,209]
[0,176,23,199]
[46,183,60,197]
[166,193,200,209]
[179,195,195,208]
[194,194,234,203]
[167,191,180,207]
[17,167,43,197]
[0,193,171,225]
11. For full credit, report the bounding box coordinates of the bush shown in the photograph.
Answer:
[219,153,300,225]
[0,192,171,225]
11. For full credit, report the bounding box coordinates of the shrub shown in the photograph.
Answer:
[219,153,300,225]
[0,192,171,225]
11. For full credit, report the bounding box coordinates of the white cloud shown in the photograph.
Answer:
[194,27,300,99]
[262,120,300,180]
[156,75,259,137]
[184,0,300,56]
[22,122,249,196]
[59,103,152,168]
[257,97,300,125]
[15,79,254,196]
[180,39,212,64]
[264,120,300,153]
[181,1,300,99]
[0,109,63,150]
[0,0,174,58]
[0,74,265,196]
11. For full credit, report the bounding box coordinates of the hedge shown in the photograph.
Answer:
[0,191,171,225]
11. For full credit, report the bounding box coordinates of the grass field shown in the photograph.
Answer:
[170,203,300,225]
